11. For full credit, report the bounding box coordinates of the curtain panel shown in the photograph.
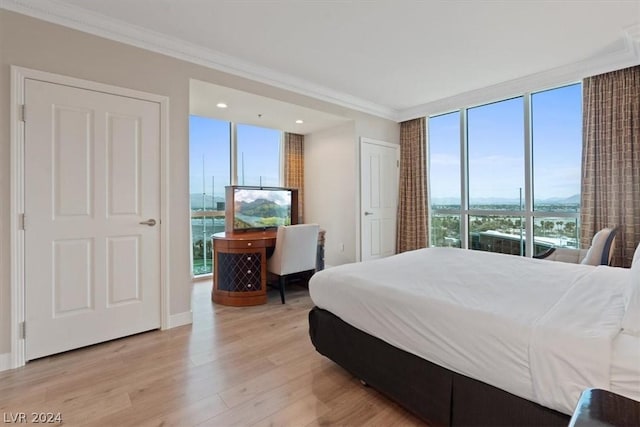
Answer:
[284,132,305,223]
[396,117,428,253]
[581,65,640,267]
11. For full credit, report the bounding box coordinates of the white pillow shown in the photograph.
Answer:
[621,243,640,336]
[580,228,614,266]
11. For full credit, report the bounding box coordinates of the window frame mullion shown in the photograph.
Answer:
[460,109,469,250]
[524,93,534,257]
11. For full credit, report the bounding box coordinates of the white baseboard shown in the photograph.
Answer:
[167,311,193,329]
[0,352,12,372]
[0,313,191,372]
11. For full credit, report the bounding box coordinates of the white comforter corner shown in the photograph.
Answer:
[309,248,629,414]
[530,266,628,412]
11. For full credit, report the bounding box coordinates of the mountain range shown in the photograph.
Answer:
[431,194,580,206]
[191,193,581,210]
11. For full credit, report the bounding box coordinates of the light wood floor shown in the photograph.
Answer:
[0,282,423,426]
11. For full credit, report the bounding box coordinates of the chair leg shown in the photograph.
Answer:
[279,276,286,304]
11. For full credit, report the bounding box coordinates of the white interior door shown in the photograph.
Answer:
[24,79,161,360]
[360,138,399,261]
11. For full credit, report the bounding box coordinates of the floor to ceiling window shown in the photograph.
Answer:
[467,97,526,254]
[428,83,582,256]
[429,111,461,247]
[530,84,582,254]
[190,116,283,276]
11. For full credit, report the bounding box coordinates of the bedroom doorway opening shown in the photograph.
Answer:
[360,137,399,261]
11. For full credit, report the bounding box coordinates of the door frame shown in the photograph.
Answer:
[358,137,400,262]
[10,66,171,368]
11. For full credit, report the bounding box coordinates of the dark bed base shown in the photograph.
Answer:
[308,307,570,426]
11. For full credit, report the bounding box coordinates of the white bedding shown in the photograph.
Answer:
[611,332,640,401]
[309,247,635,414]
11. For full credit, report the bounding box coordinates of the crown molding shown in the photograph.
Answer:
[397,24,640,121]
[0,0,398,120]
[626,23,640,54]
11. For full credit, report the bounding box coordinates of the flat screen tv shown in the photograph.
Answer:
[225,186,299,233]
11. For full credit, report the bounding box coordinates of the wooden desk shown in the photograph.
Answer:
[212,229,325,306]
[569,388,640,426]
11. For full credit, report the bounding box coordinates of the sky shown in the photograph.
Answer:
[189,116,281,198]
[429,83,582,203]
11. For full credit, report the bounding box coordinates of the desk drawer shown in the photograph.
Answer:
[226,239,265,249]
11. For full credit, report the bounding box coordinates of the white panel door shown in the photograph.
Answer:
[24,79,161,360]
[360,139,399,261]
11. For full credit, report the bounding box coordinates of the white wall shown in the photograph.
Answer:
[305,119,399,266]
[305,122,357,266]
[0,10,399,361]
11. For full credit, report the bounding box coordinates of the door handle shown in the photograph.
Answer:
[364,212,374,216]
[139,218,157,226]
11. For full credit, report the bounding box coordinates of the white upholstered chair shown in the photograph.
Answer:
[267,224,320,304]
[534,226,618,266]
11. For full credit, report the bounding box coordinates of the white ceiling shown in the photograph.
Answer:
[190,79,351,134]
[3,0,640,122]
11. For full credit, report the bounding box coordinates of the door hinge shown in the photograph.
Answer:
[20,321,26,339]
[20,104,26,122]
[19,213,25,230]
[397,159,400,167]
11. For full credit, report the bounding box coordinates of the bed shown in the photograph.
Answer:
[308,247,640,426]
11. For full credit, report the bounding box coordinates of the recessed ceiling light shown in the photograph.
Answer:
[216,102,228,108]
[295,119,304,124]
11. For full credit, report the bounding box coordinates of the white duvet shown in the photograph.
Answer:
[309,247,630,414]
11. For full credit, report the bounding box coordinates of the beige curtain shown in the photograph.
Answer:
[396,117,428,253]
[284,132,304,223]
[581,65,640,267]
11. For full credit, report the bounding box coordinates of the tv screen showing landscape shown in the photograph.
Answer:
[233,188,292,230]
